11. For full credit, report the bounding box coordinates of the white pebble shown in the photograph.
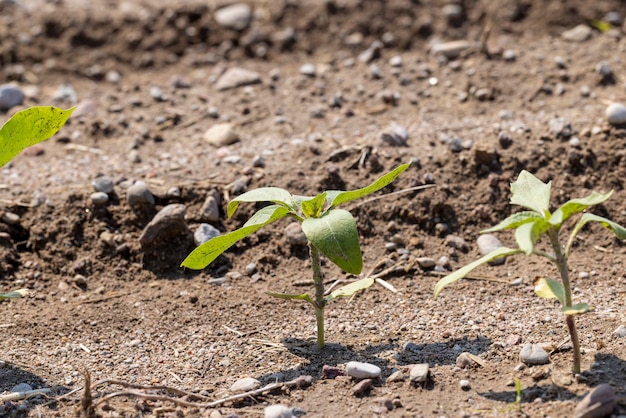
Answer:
[606,103,626,126]
[345,361,381,379]
[230,377,261,393]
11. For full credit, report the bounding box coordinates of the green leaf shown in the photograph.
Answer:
[301,209,362,274]
[570,213,626,241]
[0,106,74,168]
[266,292,313,303]
[325,277,374,303]
[0,289,28,300]
[181,205,290,269]
[227,187,293,218]
[434,247,523,297]
[510,170,551,216]
[591,20,613,33]
[533,277,565,305]
[562,303,591,315]
[481,211,543,233]
[325,161,411,209]
[514,219,550,255]
[550,191,614,226]
[300,192,327,218]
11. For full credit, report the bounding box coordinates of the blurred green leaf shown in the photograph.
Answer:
[482,211,543,233]
[533,277,565,304]
[550,191,613,226]
[227,187,293,217]
[325,277,374,302]
[510,170,551,216]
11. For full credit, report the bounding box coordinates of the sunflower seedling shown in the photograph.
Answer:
[182,162,411,348]
[0,106,74,300]
[434,170,626,374]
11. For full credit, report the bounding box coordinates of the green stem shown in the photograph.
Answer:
[309,243,326,349]
[547,228,581,374]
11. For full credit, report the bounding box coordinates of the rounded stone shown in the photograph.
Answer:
[92,176,114,194]
[606,103,626,126]
[214,3,252,31]
[519,343,550,365]
[230,377,261,393]
[0,84,24,111]
[194,223,221,246]
[126,181,155,206]
[345,361,381,379]
[90,192,109,205]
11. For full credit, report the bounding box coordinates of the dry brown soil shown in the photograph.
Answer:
[1,0,626,417]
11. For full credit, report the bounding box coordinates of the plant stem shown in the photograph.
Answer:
[309,243,326,349]
[547,228,581,374]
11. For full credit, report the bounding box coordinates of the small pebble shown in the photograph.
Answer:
[200,191,221,223]
[460,379,471,390]
[502,49,516,61]
[386,370,405,383]
[230,377,261,393]
[2,212,20,225]
[519,343,550,365]
[139,204,190,247]
[358,40,383,63]
[476,234,506,265]
[409,363,429,383]
[389,55,403,67]
[264,404,296,418]
[284,222,308,247]
[214,3,252,31]
[606,103,626,126]
[561,24,592,42]
[445,235,469,252]
[416,257,436,269]
[90,192,109,205]
[0,84,24,111]
[245,263,257,276]
[53,83,78,102]
[126,181,155,207]
[203,123,240,146]
[345,361,381,379]
[215,67,261,91]
[92,176,114,194]
[194,223,221,246]
[11,383,32,393]
[352,378,373,395]
[299,63,316,77]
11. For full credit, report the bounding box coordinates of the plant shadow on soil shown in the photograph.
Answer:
[478,353,626,406]
[0,362,70,415]
[265,336,492,384]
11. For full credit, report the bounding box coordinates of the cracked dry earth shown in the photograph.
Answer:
[1,0,626,417]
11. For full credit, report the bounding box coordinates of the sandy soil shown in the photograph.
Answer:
[0,0,626,417]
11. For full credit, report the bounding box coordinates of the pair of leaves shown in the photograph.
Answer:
[267,277,375,305]
[182,162,411,275]
[0,106,74,168]
[435,170,626,296]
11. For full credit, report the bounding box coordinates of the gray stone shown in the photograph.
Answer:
[574,384,617,418]
[606,103,626,126]
[562,24,592,42]
[214,3,252,31]
[194,223,221,246]
[409,363,429,383]
[446,235,470,252]
[264,404,296,418]
[477,234,506,265]
[381,122,408,146]
[416,257,436,269]
[126,182,155,207]
[139,204,190,247]
[245,263,257,276]
[345,361,381,379]
[203,123,240,146]
[199,190,221,223]
[90,192,109,205]
[386,370,405,383]
[519,343,550,365]
[389,55,403,67]
[0,84,24,111]
[72,100,98,118]
[352,378,373,395]
[230,377,261,393]
[10,383,32,393]
[460,379,471,390]
[215,67,261,91]
[92,176,114,194]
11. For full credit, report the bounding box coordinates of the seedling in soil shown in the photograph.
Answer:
[182,162,411,348]
[0,106,74,299]
[434,170,626,374]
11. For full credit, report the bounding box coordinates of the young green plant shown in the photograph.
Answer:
[0,106,75,299]
[434,170,626,374]
[182,162,411,349]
